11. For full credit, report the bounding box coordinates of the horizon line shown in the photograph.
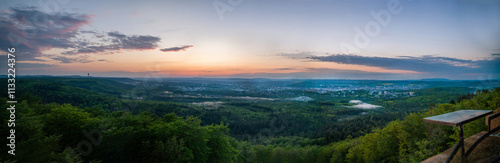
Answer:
[8,75,500,81]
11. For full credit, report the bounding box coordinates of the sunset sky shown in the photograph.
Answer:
[1,0,499,79]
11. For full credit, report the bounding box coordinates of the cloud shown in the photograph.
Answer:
[0,6,163,62]
[308,54,500,76]
[97,59,111,62]
[49,55,109,63]
[61,31,161,55]
[492,53,500,56]
[160,45,194,52]
[108,31,160,50]
[107,31,127,38]
[81,30,105,38]
[277,51,315,59]
[0,6,92,61]
[275,68,295,70]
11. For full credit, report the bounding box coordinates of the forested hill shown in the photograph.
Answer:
[327,88,500,162]
[1,77,498,162]
[16,77,134,95]
[3,78,474,142]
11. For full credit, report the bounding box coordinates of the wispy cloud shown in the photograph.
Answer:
[277,51,315,59]
[49,55,109,63]
[275,68,295,70]
[97,59,111,62]
[160,45,194,52]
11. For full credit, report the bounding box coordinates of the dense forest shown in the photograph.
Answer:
[1,77,499,162]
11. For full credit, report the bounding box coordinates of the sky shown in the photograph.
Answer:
[1,0,499,80]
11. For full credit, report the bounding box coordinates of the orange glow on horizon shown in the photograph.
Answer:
[40,47,423,78]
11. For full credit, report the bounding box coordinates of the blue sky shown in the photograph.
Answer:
[1,0,499,79]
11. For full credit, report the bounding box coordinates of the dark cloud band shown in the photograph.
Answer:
[308,54,500,76]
